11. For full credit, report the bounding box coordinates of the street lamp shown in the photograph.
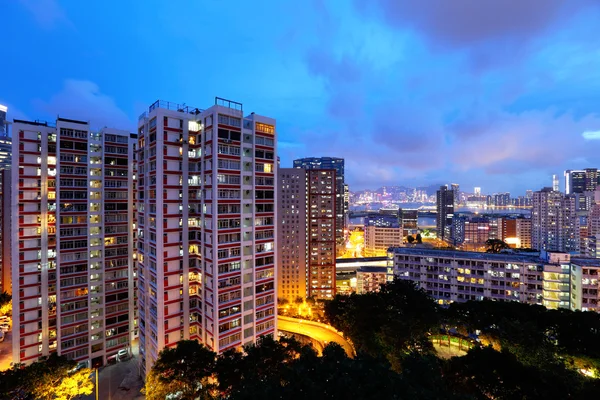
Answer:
[95,368,99,400]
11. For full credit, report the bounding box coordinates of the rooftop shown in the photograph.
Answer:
[388,247,544,263]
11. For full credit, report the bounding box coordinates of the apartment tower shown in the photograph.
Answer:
[277,168,307,303]
[293,157,345,252]
[136,98,277,375]
[11,118,137,367]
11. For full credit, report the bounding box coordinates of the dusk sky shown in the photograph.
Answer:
[4,0,600,195]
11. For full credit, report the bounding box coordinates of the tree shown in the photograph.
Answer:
[485,238,509,253]
[407,235,415,244]
[53,368,94,400]
[415,233,422,244]
[0,291,11,317]
[144,340,217,400]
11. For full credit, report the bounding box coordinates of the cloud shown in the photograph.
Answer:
[293,0,600,192]
[583,130,600,140]
[355,0,598,48]
[19,0,73,29]
[33,80,132,130]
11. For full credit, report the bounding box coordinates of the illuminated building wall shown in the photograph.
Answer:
[136,99,277,376]
[11,118,137,367]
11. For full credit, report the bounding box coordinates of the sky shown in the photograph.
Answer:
[3,0,600,195]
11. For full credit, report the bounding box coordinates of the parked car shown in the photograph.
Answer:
[0,323,10,332]
[117,349,130,362]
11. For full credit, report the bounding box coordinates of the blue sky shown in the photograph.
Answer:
[3,0,600,195]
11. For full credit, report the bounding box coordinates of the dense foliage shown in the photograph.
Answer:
[0,353,93,400]
[143,279,600,399]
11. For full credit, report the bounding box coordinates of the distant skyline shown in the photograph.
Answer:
[3,0,600,193]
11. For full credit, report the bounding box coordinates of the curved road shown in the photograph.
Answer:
[278,316,355,358]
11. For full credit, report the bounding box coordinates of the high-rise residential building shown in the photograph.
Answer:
[563,195,580,253]
[399,208,418,236]
[343,183,349,226]
[500,217,532,249]
[565,170,586,195]
[136,99,277,376]
[1,169,11,293]
[0,104,10,169]
[293,157,344,250]
[277,168,307,303]
[306,170,336,300]
[450,183,459,206]
[364,215,402,257]
[390,247,599,311]
[0,104,12,290]
[11,117,137,367]
[532,188,579,253]
[436,185,454,241]
[532,188,563,251]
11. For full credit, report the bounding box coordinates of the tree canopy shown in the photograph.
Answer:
[0,353,93,400]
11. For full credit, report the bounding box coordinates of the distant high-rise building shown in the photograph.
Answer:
[293,157,345,250]
[552,174,559,192]
[532,188,563,251]
[451,183,460,206]
[436,186,454,241]
[277,168,307,303]
[526,190,533,199]
[565,170,586,195]
[474,187,481,196]
[0,104,11,294]
[0,104,10,169]
[399,208,418,236]
[137,99,277,375]
[585,168,600,192]
[11,117,137,367]
[364,215,402,257]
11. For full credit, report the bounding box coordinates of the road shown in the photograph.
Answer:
[81,351,144,400]
[278,316,355,358]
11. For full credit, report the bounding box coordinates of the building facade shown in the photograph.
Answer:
[389,247,599,311]
[277,168,307,303]
[11,118,137,367]
[136,99,277,375]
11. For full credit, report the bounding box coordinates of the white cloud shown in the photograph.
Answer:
[582,130,600,140]
[33,80,132,130]
[19,0,73,29]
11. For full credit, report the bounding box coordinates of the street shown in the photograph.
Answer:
[81,353,144,400]
[278,316,356,357]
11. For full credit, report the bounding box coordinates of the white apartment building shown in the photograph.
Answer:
[136,98,277,375]
[389,247,600,311]
[11,118,137,367]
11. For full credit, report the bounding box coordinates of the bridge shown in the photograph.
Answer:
[278,316,356,358]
